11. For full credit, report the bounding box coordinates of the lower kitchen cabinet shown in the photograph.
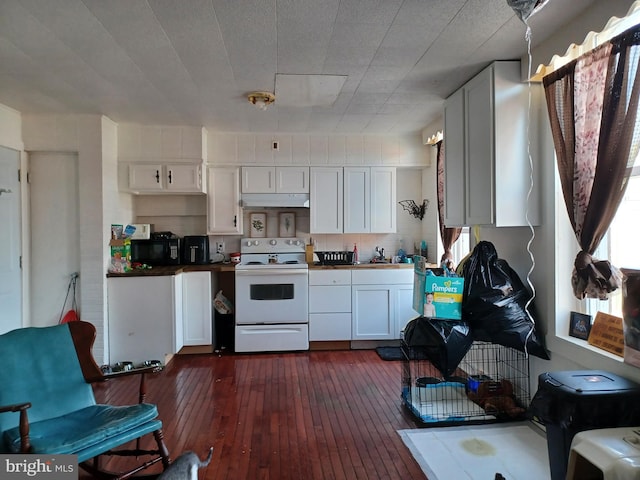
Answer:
[107,275,183,365]
[182,271,212,346]
[308,270,352,341]
[351,269,415,341]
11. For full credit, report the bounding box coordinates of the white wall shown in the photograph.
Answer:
[21,113,114,364]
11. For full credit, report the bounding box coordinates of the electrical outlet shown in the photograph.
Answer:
[216,241,225,254]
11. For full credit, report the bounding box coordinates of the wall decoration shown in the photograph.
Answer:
[249,213,266,238]
[568,311,591,340]
[279,212,296,238]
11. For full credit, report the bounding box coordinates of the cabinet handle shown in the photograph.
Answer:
[233,215,237,227]
[155,170,160,184]
[168,170,173,184]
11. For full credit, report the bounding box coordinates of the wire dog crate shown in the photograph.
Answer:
[401,340,530,426]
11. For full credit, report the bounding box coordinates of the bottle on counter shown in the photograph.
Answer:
[353,243,359,264]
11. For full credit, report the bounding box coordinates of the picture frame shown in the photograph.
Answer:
[249,212,267,238]
[279,212,296,238]
[569,311,592,340]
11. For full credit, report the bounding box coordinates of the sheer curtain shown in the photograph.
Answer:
[543,24,640,299]
[436,140,462,267]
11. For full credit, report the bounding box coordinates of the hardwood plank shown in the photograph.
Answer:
[82,350,427,479]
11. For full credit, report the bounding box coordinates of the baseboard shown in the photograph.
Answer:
[309,341,351,351]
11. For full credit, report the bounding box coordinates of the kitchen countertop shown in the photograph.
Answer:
[106,263,236,277]
[108,261,436,277]
[309,262,419,270]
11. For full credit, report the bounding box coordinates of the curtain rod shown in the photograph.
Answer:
[530,0,640,81]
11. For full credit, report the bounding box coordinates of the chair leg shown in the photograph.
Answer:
[153,429,171,469]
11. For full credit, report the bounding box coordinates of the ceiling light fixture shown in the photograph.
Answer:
[247,91,275,111]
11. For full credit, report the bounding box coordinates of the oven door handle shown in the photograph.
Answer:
[235,268,309,276]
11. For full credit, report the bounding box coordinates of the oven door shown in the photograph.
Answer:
[235,268,308,324]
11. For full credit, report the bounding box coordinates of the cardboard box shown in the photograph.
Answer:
[412,255,464,320]
[109,238,131,273]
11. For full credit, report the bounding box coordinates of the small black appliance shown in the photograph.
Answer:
[130,233,180,266]
[182,235,210,264]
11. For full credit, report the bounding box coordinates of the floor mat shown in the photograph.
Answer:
[376,346,403,361]
[398,422,549,480]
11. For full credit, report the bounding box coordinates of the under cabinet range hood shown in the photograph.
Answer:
[240,193,310,208]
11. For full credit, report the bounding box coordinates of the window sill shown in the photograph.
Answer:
[547,334,640,383]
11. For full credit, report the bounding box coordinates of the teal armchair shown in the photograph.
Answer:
[0,321,171,479]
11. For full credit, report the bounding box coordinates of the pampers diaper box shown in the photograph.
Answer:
[412,255,464,320]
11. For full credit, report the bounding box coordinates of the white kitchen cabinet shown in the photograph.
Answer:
[396,284,418,338]
[351,269,414,341]
[126,163,205,194]
[370,167,396,233]
[207,166,243,235]
[107,275,183,365]
[308,270,351,341]
[344,167,370,233]
[310,167,343,234]
[443,60,539,227]
[242,166,309,193]
[182,271,212,346]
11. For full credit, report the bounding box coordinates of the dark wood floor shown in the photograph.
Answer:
[85,349,427,480]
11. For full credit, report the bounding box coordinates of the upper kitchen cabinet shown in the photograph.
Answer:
[127,163,205,194]
[443,61,540,227]
[207,167,242,235]
[241,167,309,193]
[310,167,343,234]
[344,167,396,233]
[118,124,207,195]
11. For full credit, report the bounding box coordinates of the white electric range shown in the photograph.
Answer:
[234,238,309,352]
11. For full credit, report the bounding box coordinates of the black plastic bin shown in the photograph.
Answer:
[529,370,640,480]
[214,312,234,352]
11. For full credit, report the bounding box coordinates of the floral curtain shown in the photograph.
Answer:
[436,140,462,266]
[543,24,640,299]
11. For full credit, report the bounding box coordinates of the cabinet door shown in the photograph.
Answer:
[370,167,396,233]
[276,167,309,193]
[309,285,351,313]
[165,164,205,193]
[182,272,212,346]
[128,164,164,192]
[310,167,343,234]
[207,167,243,234]
[443,88,465,227]
[107,276,178,364]
[395,285,418,339]
[351,285,394,340]
[465,66,494,225]
[242,167,275,193]
[344,167,370,233]
[309,313,352,341]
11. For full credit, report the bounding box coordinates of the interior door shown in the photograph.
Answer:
[0,146,21,334]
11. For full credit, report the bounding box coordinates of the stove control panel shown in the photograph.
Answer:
[241,238,306,254]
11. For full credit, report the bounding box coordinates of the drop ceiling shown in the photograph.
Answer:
[0,0,603,135]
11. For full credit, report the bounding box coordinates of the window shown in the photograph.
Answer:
[452,227,470,268]
[587,163,640,317]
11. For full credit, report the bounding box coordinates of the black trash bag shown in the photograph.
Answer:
[403,317,473,378]
[461,241,550,360]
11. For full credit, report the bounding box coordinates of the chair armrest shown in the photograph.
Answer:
[0,402,31,414]
[0,402,32,453]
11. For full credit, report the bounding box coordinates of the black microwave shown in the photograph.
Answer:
[130,236,180,265]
